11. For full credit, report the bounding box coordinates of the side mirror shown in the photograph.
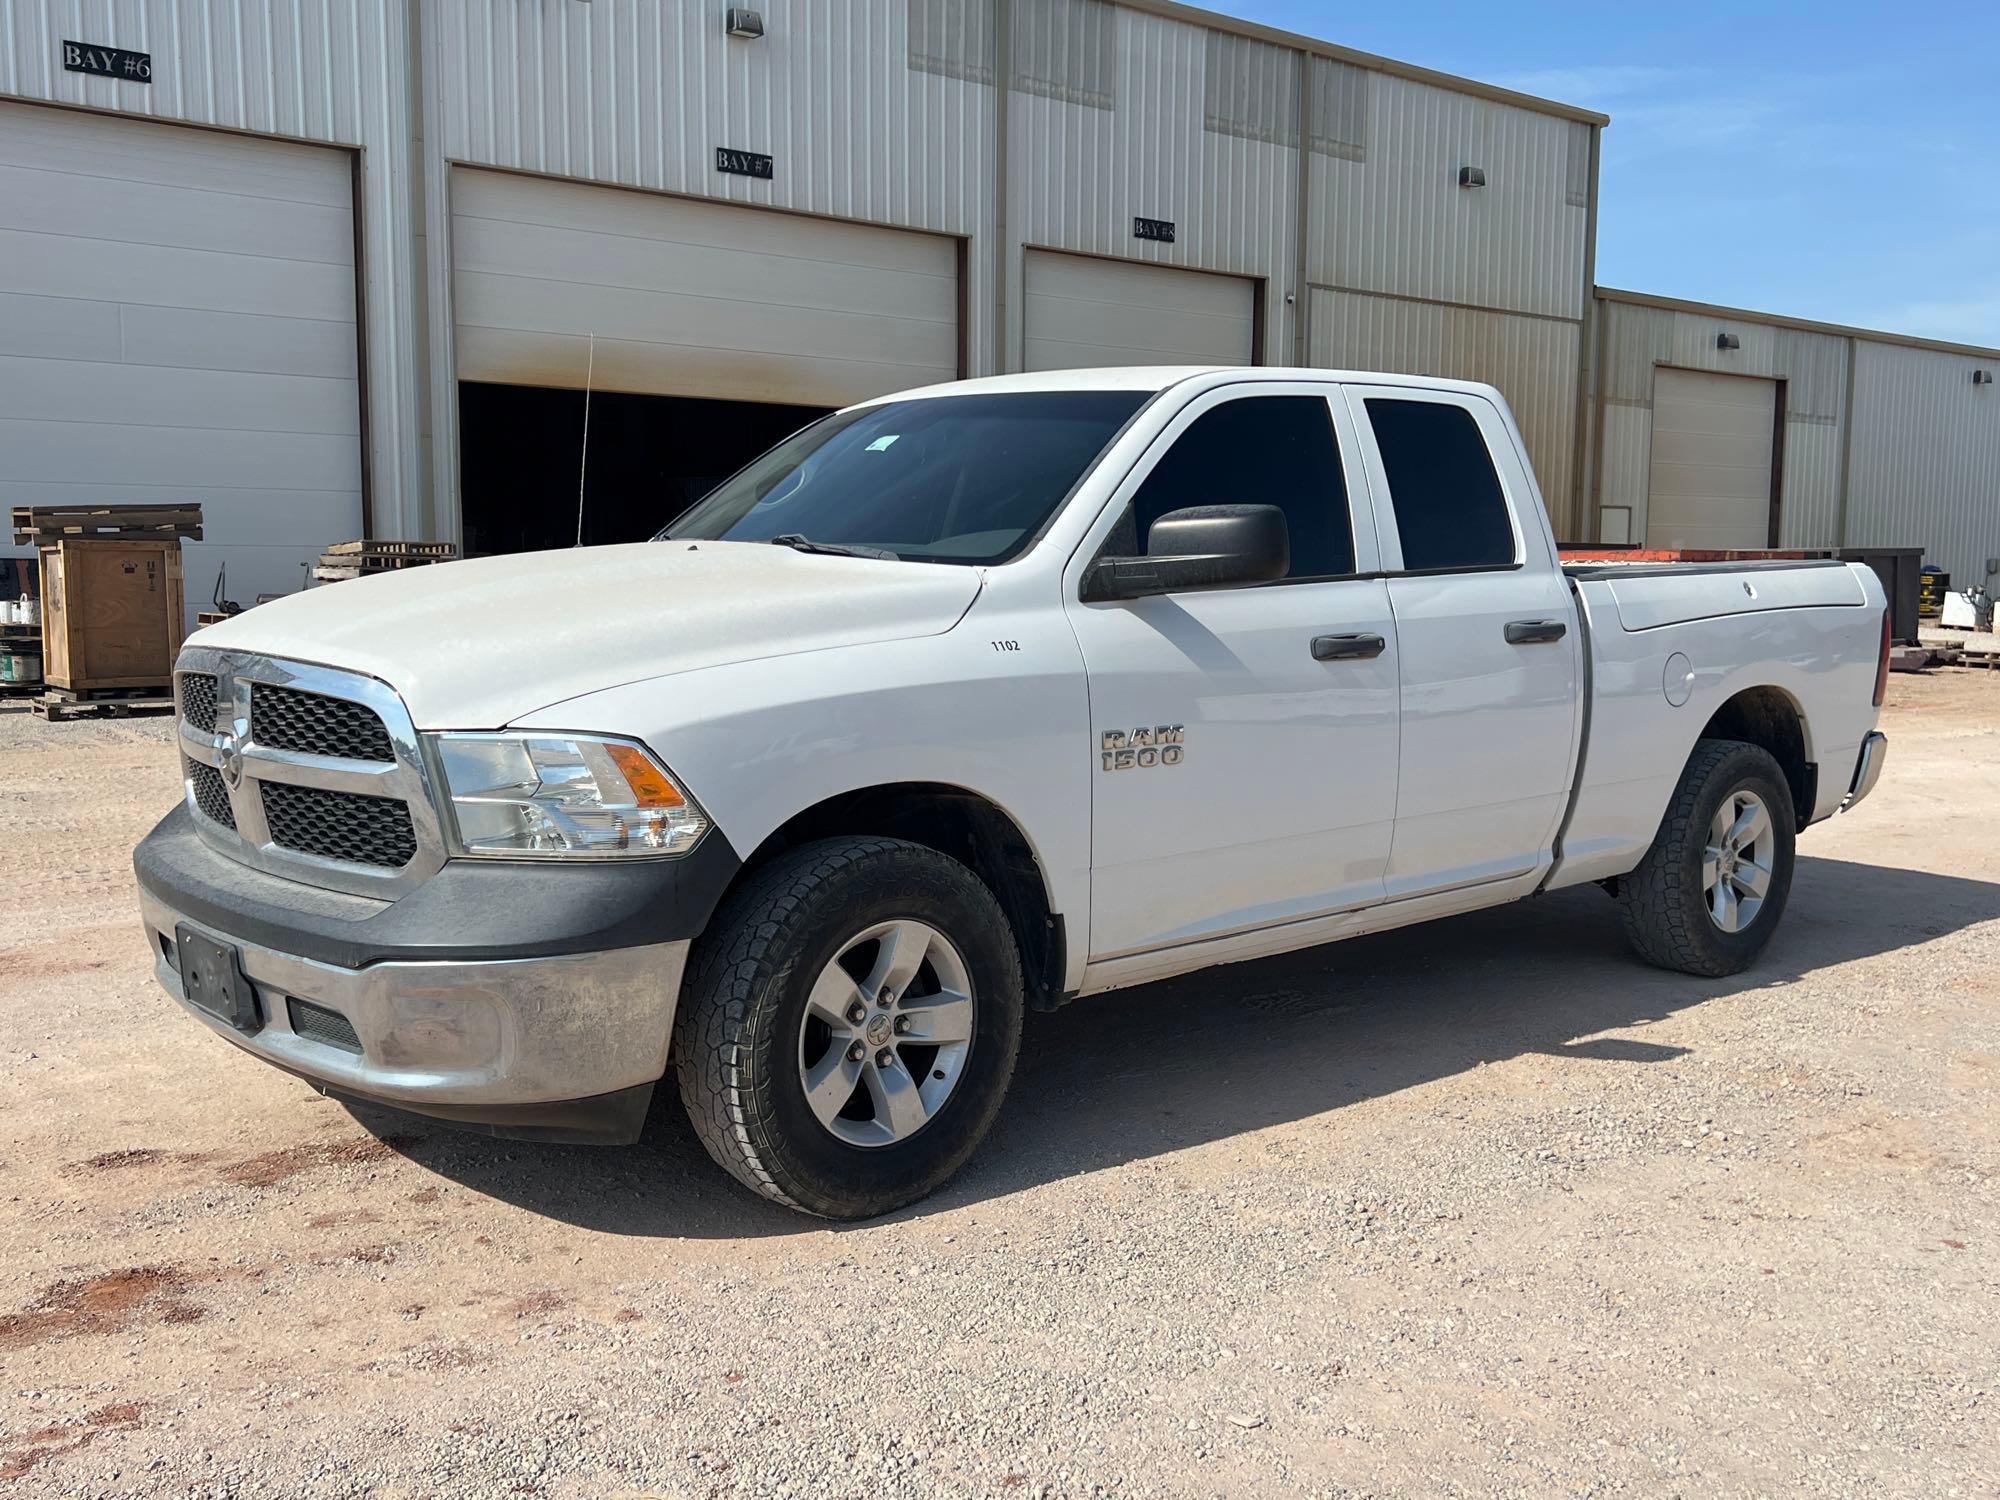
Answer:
[1081,504,1290,602]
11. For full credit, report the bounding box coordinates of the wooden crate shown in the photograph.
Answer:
[37,539,186,692]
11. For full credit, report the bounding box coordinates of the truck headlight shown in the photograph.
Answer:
[428,733,710,859]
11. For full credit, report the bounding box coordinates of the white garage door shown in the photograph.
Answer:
[1023,250,1255,371]
[451,170,960,408]
[1647,367,1777,550]
[0,101,364,621]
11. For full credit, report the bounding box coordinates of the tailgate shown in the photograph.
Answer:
[1582,563,1867,632]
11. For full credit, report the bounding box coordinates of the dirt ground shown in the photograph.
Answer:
[1,670,1996,1499]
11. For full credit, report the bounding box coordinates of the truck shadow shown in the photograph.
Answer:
[355,854,2000,1237]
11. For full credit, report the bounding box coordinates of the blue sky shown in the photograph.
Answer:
[1204,1,2000,347]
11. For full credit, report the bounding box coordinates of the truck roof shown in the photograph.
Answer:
[866,366,1509,405]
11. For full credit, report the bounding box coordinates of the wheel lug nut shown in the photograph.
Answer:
[877,987,893,1008]
[846,1003,866,1024]
[894,1016,911,1035]
[875,1049,895,1069]
[847,1042,865,1062]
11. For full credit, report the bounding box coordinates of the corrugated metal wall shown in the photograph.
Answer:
[1848,341,2000,586]
[1591,297,1850,550]
[431,0,997,367]
[1006,2,1298,364]
[0,0,424,535]
[1309,288,1580,530]
[1307,71,1589,322]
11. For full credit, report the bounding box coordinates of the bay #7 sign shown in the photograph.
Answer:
[63,39,152,81]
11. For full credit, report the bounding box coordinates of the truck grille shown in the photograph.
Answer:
[177,651,443,896]
[261,783,418,869]
[180,672,219,731]
[186,758,236,828]
[252,684,395,762]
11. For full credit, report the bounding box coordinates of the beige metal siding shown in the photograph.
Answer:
[1847,341,2000,586]
[0,0,422,537]
[0,100,363,618]
[1007,1,1297,363]
[1025,250,1254,368]
[1593,296,1849,549]
[1307,71,1590,322]
[452,169,959,407]
[1645,368,1776,550]
[433,0,996,373]
[1308,288,1580,532]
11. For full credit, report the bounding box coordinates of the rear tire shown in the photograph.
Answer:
[674,836,1024,1219]
[1617,738,1796,977]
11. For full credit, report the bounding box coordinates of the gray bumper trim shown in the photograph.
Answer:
[1842,730,1888,811]
[140,885,687,1113]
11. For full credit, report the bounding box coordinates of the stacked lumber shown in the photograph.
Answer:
[12,504,203,545]
[312,539,458,583]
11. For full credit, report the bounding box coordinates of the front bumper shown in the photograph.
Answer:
[1842,730,1888,812]
[134,804,736,1143]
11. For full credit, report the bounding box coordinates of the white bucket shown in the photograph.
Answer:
[0,602,16,625]
[16,597,37,627]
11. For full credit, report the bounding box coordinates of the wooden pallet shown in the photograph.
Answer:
[30,686,174,721]
[323,539,456,559]
[313,538,458,582]
[11,504,203,545]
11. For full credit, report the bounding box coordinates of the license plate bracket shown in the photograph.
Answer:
[174,924,261,1033]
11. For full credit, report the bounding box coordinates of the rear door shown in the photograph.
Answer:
[1343,387,1582,900]
[1066,382,1399,960]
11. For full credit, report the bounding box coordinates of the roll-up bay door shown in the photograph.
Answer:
[0,101,363,621]
[1647,367,1778,550]
[1023,250,1255,370]
[450,170,961,408]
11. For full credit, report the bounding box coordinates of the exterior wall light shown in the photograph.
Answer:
[1458,166,1487,189]
[1716,332,1741,351]
[726,8,765,38]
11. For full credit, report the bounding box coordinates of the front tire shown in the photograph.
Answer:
[1617,738,1797,977]
[674,836,1024,1219]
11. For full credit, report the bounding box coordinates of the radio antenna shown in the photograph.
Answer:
[575,333,596,547]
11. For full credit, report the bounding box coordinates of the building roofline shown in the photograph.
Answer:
[1596,285,2000,362]
[1117,0,1611,128]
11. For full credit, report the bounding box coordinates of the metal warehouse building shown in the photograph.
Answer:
[2,0,1995,611]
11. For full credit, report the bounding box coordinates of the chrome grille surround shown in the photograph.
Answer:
[175,646,448,898]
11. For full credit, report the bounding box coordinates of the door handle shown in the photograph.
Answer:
[1504,619,1568,645]
[1311,632,1386,661]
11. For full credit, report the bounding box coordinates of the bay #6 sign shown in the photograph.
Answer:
[63,39,152,81]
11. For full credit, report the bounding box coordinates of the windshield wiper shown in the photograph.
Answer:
[767,533,899,561]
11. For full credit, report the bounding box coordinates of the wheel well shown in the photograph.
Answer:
[1699,686,1815,827]
[740,784,1069,1011]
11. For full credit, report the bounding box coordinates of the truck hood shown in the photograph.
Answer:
[189,541,983,727]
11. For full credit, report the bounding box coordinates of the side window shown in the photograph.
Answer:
[1114,395,1355,580]
[1364,398,1517,572]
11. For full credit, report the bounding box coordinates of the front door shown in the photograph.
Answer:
[1343,386,1582,899]
[1065,383,1401,961]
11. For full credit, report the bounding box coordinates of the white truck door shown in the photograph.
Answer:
[1342,386,1581,900]
[1064,383,1400,961]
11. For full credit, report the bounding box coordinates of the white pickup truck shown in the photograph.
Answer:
[136,368,1890,1218]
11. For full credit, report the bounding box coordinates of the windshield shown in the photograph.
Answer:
[661,390,1150,564]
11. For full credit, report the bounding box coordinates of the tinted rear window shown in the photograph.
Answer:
[1365,399,1516,572]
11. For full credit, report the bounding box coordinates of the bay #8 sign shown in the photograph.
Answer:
[63,39,152,81]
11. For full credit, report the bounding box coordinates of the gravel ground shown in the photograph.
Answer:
[1,671,1996,1498]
